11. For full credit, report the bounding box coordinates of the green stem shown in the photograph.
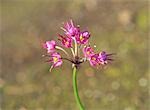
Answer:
[73,67,85,110]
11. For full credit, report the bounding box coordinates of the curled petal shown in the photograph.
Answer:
[48,52,63,72]
[98,51,113,65]
[61,19,80,38]
[54,60,63,67]
[89,54,99,66]
[83,46,94,59]
[77,31,90,44]
[58,34,72,48]
[43,40,56,53]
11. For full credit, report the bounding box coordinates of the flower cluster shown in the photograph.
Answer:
[43,20,113,71]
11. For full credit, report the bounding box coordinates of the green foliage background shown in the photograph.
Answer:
[1,0,149,110]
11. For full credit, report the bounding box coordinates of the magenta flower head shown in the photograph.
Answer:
[49,52,63,71]
[77,31,90,44]
[89,54,99,66]
[58,34,72,48]
[43,40,56,53]
[98,51,113,65]
[61,19,80,38]
[83,45,94,59]
[42,19,114,110]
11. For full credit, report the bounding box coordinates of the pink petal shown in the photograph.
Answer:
[54,61,63,67]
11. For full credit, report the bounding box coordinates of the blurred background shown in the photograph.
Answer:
[1,0,149,110]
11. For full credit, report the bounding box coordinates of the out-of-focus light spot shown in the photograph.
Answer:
[111,81,120,90]
[85,68,95,77]
[106,93,116,101]
[105,68,120,78]
[84,89,93,98]
[139,78,147,87]
[42,54,45,57]
[118,10,131,26]
[52,86,61,95]
[92,90,102,99]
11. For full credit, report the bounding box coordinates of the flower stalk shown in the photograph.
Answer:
[73,66,85,110]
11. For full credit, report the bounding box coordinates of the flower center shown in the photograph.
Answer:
[80,35,84,41]
[65,41,69,45]
[86,51,90,55]
[92,57,96,61]
[53,57,58,63]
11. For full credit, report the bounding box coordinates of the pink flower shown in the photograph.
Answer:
[89,54,99,66]
[49,52,63,69]
[58,34,72,48]
[43,40,56,53]
[83,46,94,59]
[61,19,80,38]
[98,51,113,65]
[43,20,114,71]
[77,31,90,44]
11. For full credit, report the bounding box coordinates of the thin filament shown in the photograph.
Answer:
[56,46,69,57]
[71,48,75,57]
[74,38,78,56]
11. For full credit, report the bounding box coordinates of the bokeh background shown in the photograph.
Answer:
[1,0,149,110]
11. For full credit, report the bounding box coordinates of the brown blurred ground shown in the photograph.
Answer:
[1,0,149,110]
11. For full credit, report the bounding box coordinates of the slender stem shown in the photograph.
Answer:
[73,67,85,110]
